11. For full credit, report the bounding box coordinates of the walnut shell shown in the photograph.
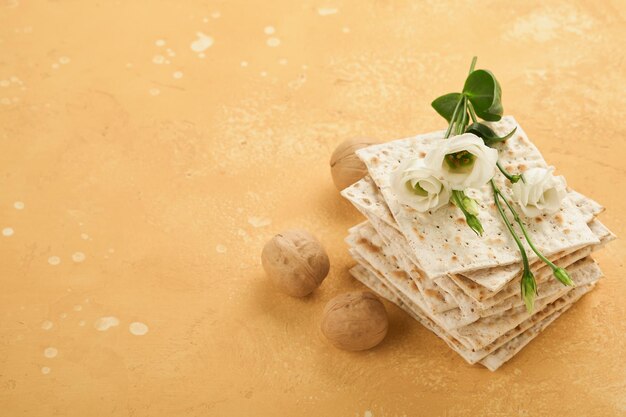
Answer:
[321,291,388,351]
[261,229,330,297]
[329,138,377,191]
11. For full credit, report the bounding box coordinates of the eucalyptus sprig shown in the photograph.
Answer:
[432,57,574,312]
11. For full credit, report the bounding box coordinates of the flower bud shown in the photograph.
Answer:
[466,214,484,237]
[553,267,575,287]
[461,196,480,216]
[520,269,538,313]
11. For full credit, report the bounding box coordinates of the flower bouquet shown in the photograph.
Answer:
[341,58,615,370]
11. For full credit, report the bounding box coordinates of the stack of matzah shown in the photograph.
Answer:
[341,116,615,371]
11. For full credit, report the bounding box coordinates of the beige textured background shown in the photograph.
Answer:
[1,1,625,416]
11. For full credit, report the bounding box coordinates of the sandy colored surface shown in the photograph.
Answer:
[1,1,625,416]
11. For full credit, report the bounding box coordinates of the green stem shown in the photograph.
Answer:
[452,190,469,216]
[489,180,531,272]
[497,191,558,270]
[448,57,478,139]
[445,98,464,139]
[496,161,522,183]
[495,164,574,286]
[467,100,478,124]
[469,56,477,73]
[459,97,468,135]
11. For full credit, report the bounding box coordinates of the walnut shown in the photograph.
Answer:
[321,291,388,351]
[329,138,377,190]
[261,230,330,297]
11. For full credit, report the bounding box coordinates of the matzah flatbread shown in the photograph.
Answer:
[342,174,606,293]
[349,223,602,327]
[353,205,609,310]
[448,219,614,303]
[350,263,598,370]
[355,116,600,279]
[349,230,603,350]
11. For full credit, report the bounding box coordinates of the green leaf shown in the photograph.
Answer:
[465,123,517,147]
[431,92,463,123]
[463,69,503,121]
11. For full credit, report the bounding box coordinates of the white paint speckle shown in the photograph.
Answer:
[248,216,271,227]
[95,316,120,331]
[44,347,58,358]
[59,56,70,64]
[264,26,275,35]
[240,61,249,67]
[173,71,183,79]
[41,320,53,330]
[342,27,350,33]
[190,32,214,52]
[152,54,165,64]
[41,366,51,375]
[266,37,281,47]
[72,252,86,263]
[211,11,221,19]
[149,88,161,96]
[2,227,14,237]
[216,244,227,253]
[155,39,166,47]
[317,7,338,16]
[166,48,176,57]
[260,71,268,77]
[80,233,89,240]
[14,201,24,210]
[48,256,61,266]
[129,322,149,336]
[78,320,86,327]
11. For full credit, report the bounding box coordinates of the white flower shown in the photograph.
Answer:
[390,158,451,212]
[511,166,567,217]
[424,133,498,190]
